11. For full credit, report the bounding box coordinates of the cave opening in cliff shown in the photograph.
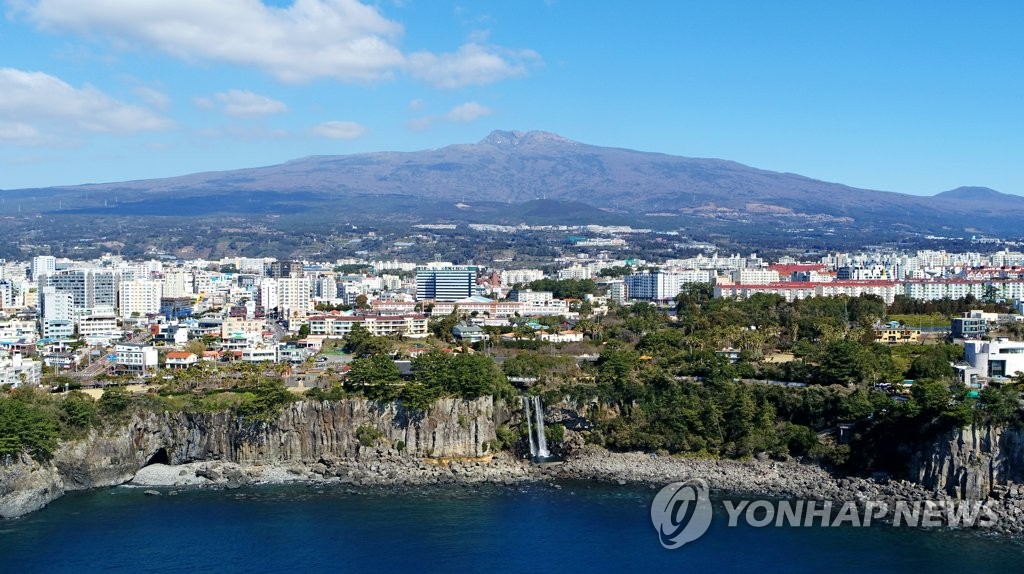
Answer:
[145,448,170,467]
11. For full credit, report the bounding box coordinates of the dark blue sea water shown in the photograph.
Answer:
[1,481,1021,573]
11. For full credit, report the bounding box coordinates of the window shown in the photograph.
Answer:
[989,360,1007,377]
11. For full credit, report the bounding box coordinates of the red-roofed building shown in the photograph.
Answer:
[307,312,429,338]
[165,351,198,369]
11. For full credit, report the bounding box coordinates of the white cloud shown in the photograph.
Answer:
[0,121,45,145]
[0,67,171,145]
[193,97,215,110]
[213,90,288,117]
[310,120,367,139]
[446,101,492,123]
[407,98,425,111]
[132,86,171,110]
[408,43,539,88]
[196,125,291,140]
[14,1,540,87]
[408,101,493,131]
[18,0,405,84]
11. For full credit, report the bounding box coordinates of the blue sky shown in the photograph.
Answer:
[1,1,1022,195]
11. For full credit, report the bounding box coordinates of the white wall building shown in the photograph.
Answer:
[114,343,159,375]
[307,313,429,338]
[963,338,1024,380]
[500,268,545,287]
[0,351,42,387]
[40,286,74,339]
[119,279,163,318]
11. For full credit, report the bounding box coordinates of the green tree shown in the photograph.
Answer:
[399,382,441,413]
[411,350,453,389]
[345,354,402,402]
[60,391,99,436]
[978,384,1019,424]
[98,386,132,418]
[449,353,506,398]
[0,391,59,460]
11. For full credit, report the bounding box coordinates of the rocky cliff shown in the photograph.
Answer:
[909,424,1024,500]
[0,397,495,519]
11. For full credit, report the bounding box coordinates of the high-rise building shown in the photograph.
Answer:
[624,270,714,301]
[40,286,74,339]
[30,255,56,281]
[277,276,312,317]
[42,269,117,312]
[161,270,194,297]
[0,280,14,309]
[266,260,302,278]
[118,279,163,318]
[415,264,476,301]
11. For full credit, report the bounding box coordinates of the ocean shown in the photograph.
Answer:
[1,481,1020,573]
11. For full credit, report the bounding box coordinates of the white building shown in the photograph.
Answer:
[307,313,429,338]
[500,268,545,287]
[40,286,74,339]
[557,265,592,281]
[963,338,1024,381]
[42,269,117,312]
[0,279,14,308]
[0,351,42,387]
[119,279,163,318]
[731,269,781,284]
[240,346,278,363]
[30,255,56,281]
[509,290,555,304]
[114,343,159,375]
[77,308,120,344]
[277,276,312,318]
[0,318,37,344]
[625,270,713,301]
[162,270,194,297]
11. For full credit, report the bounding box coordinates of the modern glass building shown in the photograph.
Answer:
[415,264,476,301]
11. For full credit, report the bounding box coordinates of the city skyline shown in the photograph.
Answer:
[2,1,1023,196]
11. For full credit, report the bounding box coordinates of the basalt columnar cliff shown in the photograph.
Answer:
[910,424,1024,500]
[3,131,1024,236]
[0,398,496,519]
[5,395,1024,527]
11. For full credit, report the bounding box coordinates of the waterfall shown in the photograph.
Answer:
[523,396,537,457]
[533,395,550,459]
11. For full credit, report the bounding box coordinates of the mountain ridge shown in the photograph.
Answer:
[1,130,1019,236]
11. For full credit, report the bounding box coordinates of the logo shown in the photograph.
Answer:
[650,481,1000,549]
[650,479,713,549]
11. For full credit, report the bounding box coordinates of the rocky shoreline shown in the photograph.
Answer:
[113,445,1024,536]
[3,398,1023,536]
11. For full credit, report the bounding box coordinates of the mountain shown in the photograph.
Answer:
[3,130,1021,236]
[932,186,1024,217]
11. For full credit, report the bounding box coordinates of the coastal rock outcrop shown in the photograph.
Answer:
[0,397,495,519]
[908,424,1024,500]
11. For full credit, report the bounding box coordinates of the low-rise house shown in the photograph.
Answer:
[539,330,584,343]
[962,338,1024,382]
[0,351,42,387]
[164,351,198,369]
[240,346,277,363]
[452,321,487,343]
[716,347,742,364]
[952,316,986,339]
[277,344,313,364]
[114,343,158,375]
[873,322,922,344]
